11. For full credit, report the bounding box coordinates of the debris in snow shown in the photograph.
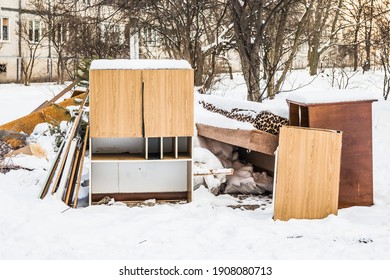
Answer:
[0,130,27,149]
[97,196,112,205]
[357,238,374,244]
[193,146,227,195]
[144,199,157,205]
[5,143,47,159]
[0,140,13,160]
[195,136,274,196]
[199,100,288,135]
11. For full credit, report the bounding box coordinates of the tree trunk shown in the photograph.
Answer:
[363,0,374,72]
[240,53,261,101]
[353,27,360,71]
[308,46,320,76]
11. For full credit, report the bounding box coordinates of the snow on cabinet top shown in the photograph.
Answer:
[287,90,377,105]
[90,59,192,70]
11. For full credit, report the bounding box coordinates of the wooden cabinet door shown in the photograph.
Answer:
[90,70,143,138]
[143,69,194,137]
[274,126,342,221]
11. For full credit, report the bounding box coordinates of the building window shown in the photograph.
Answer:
[1,18,9,41]
[142,27,159,47]
[29,20,41,43]
[55,23,68,44]
[0,64,6,73]
[102,23,125,44]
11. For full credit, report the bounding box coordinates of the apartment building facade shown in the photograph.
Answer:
[0,0,22,82]
[0,0,109,83]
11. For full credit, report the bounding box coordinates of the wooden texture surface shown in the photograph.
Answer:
[288,100,374,208]
[90,70,143,138]
[274,126,342,221]
[196,123,278,156]
[143,69,194,137]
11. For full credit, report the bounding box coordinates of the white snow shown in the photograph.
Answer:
[287,90,377,104]
[0,82,73,125]
[90,59,192,70]
[1,69,390,262]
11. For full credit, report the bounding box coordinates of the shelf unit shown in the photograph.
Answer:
[89,59,194,204]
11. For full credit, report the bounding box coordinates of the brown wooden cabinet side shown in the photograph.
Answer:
[308,102,374,207]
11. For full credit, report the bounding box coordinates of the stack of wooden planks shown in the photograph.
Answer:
[39,94,89,208]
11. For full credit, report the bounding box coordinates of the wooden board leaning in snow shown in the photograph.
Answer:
[51,95,88,194]
[72,126,89,208]
[39,139,66,199]
[90,59,192,70]
[56,138,79,201]
[273,126,342,221]
[64,142,81,205]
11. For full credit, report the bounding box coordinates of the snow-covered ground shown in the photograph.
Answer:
[1,70,390,261]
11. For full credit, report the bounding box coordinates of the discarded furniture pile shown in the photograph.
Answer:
[196,92,377,221]
[88,59,194,205]
[0,81,89,208]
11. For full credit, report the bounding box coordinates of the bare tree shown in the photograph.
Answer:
[19,18,50,86]
[273,0,315,94]
[228,0,290,101]
[374,0,390,100]
[339,0,370,71]
[136,0,233,92]
[261,0,314,99]
[306,0,343,76]
[29,0,74,84]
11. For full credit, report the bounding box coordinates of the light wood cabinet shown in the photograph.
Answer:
[90,70,143,138]
[89,59,194,204]
[90,68,194,138]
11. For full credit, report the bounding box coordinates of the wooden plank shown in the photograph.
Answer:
[51,96,88,194]
[73,126,90,208]
[273,126,342,221]
[196,123,278,156]
[89,69,143,138]
[64,146,80,205]
[143,69,194,137]
[31,79,80,113]
[39,140,66,199]
[56,138,79,201]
